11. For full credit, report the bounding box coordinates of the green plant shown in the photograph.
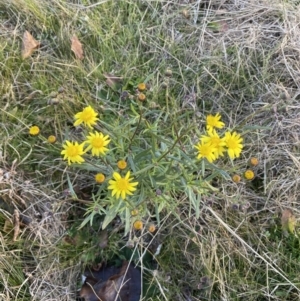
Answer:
[55,91,246,236]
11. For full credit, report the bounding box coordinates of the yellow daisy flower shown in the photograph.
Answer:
[206,113,225,131]
[61,141,85,165]
[84,131,110,156]
[195,141,217,163]
[224,131,243,159]
[200,130,226,158]
[95,173,105,183]
[108,171,138,200]
[74,106,99,128]
[29,126,40,136]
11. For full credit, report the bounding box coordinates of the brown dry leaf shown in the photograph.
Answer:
[22,31,40,59]
[281,208,296,235]
[182,9,190,19]
[3,219,12,233]
[63,235,77,245]
[71,35,84,60]
[80,261,141,301]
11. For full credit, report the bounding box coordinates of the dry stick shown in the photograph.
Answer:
[86,282,103,301]
[13,209,20,241]
[113,276,130,301]
[206,206,300,292]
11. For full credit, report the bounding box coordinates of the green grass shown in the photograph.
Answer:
[1,0,300,300]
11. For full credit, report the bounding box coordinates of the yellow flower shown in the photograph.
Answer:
[84,131,110,156]
[249,157,259,166]
[232,174,241,183]
[108,171,138,200]
[74,106,99,128]
[244,169,255,180]
[61,141,85,165]
[29,126,40,136]
[117,160,127,170]
[131,209,139,216]
[200,130,226,158]
[133,220,143,230]
[47,135,56,143]
[95,173,105,183]
[206,113,225,131]
[137,83,146,92]
[148,224,156,233]
[224,131,243,159]
[195,141,217,163]
[138,93,146,102]
[165,69,172,77]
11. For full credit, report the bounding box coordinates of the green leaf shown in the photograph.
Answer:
[186,186,201,218]
[66,174,78,199]
[78,211,96,229]
[102,209,117,230]
[102,200,122,229]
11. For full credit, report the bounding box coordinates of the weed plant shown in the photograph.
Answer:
[1,0,300,300]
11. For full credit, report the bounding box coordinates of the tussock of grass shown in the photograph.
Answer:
[1,0,300,300]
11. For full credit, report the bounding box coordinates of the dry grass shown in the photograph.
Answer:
[1,0,300,300]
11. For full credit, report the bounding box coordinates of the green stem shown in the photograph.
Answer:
[156,127,191,163]
[128,109,143,151]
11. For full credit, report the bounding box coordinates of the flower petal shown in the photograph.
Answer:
[113,172,121,180]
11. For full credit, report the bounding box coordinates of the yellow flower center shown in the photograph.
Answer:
[226,138,238,149]
[81,110,94,122]
[67,145,80,157]
[116,178,129,191]
[91,137,104,148]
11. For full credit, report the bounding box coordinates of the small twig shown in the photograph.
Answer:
[13,209,20,241]
[156,126,192,163]
[86,282,103,301]
[128,111,143,151]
